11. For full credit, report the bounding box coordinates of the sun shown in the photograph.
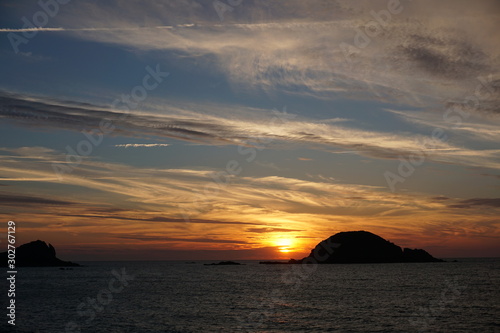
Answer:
[275,238,293,253]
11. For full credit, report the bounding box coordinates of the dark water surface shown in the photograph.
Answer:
[4,258,500,332]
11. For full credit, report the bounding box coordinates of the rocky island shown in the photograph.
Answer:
[204,261,244,266]
[261,231,443,264]
[1,240,80,267]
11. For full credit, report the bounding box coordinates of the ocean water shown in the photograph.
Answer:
[4,258,499,332]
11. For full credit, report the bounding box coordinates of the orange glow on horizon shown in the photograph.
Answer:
[5,207,500,261]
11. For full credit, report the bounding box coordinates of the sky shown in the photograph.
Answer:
[0,0,499,261]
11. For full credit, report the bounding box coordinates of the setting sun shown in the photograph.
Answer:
[275,238,293,253]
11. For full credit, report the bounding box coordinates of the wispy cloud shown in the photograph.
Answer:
[31,0,498,112]
[112,234,252,244]
[1,145,499,254]
[384,108,500,143]
[0,25,195,33]
[0,192,74,206]
[449,198,500,209]
[0,27,66,32]
[114,143,170,148]
[3,1,498,113]
[246,227,303,234]
[480,173,500,180]
[2,91,500,171]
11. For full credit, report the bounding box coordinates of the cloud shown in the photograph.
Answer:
[27,0,498,114]
[114,143,170,148]
[58,213,260,226]
[2,92,500,171]
[3,1,499,113]
[0,26,180,33]
[0,27,66,32]
[2,1,499,173]
[0,193,75,206]
[246,227,303,233]
[480,173,500,180]
[255,161,281,171]
[113,234,251,244]
[431,196,449,201]
[449,198,500,209]
[398,33,488,80]
[0,146,443,221]
[1,145,499,254]
[384,108,500,143]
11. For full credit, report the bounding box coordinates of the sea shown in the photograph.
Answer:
[3,258,499,333]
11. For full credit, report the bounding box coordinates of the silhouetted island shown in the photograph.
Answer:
[204,261,244,266]
[261,231,443,264]
[0,240,80,267]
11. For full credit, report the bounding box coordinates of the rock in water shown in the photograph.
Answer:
[204,261,244,265]
[1,240,80,267]
[299,231,443,263]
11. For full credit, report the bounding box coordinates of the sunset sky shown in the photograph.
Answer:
[0,0,499,261]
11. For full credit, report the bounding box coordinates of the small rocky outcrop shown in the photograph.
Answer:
[204,261,244,265]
